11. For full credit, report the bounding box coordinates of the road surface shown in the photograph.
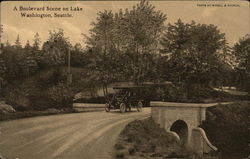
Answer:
[0,108,150,159]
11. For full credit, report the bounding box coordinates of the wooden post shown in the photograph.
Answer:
[67,49,72,85]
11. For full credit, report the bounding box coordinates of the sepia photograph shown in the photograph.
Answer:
[0,0,249,159]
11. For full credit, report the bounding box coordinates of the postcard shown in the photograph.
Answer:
[0,1,249,159]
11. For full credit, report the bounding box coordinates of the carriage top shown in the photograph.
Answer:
[104,85,148,113]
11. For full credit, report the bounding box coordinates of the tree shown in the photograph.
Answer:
[14,34,22,48]
[31,32,43,70]
[233,34,250,92]
[32,32,41,50]
[84,9,122,88]
[0,51,6,95]
[25,40,31,50]
[24,40,38,76]
[0,25,3,44]
[85,10,115,55]
[124,1,166,54]
[73,43,83,52]
[160,20,229,86]
[2,45,22,80]
[85,0,167,86]
[0,24,4,91]
[70,43,87,67]
[234,34,250,73]
[42,29,71,66]
[121,1,166,83]
[5,40,11,47]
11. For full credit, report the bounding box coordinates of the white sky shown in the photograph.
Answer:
[1,1,249,47]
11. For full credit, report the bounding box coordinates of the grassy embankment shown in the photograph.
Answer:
[201,101,250,159]
[114,118,192,159]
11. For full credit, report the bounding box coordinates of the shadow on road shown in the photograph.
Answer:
[107,109,142,114]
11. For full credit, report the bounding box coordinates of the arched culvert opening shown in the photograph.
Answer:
[170,120,188,146]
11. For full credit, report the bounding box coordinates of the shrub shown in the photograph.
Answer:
[28,90,54,110]
[153,84,188,102]
[116,152,125,158]
[152,83,245,103]
[128,147,136,155]
[114,143,125,150]
[37,67,65,88]
[73,96,105,103]
[116,118,186,159]
[48,83,74,109]
[4,86,32,111]
[200,102,250,159]
[120,118,179,148]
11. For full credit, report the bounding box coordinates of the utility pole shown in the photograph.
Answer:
[67,48,72,85]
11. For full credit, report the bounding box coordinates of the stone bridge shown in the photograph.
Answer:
[150,102,229,155]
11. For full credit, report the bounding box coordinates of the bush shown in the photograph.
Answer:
[2,67,92,111]
[28,90,54,110]
[116,152,125,158]
[152,83,246,103]
[153,84,188,102]
[74,96,105,103]
[200,102,250,159]
[48,83,74,109]
[120,118,179,148]
[164,84,188,102]
[115,118,188,159]
[5,86,32,111]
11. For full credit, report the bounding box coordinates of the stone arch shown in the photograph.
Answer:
[170,120,188,146]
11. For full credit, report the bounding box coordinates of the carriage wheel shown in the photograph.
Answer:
[105,103,110,112]
[137,101,143,112]
[120,103,126,113]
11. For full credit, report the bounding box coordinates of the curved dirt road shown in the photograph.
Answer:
[0,108,150,159]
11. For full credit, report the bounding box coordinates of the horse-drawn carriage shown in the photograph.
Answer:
[104,86,147,113]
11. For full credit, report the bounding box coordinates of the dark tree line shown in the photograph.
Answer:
[233,34,250,92]
[0,28,90,106]
[0,29,87,84]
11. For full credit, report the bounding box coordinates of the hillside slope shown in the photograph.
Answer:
[201,101,250,159]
